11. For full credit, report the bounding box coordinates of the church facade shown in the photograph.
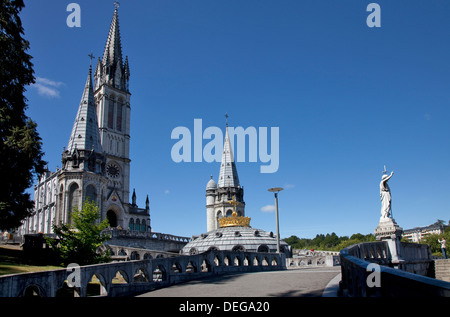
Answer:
[20,7,150,235]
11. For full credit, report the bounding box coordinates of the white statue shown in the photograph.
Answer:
[380,170,394,219]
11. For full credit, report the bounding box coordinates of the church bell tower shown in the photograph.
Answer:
[93,5,131,207]
[206,118,245,232]
[20,4,151,236]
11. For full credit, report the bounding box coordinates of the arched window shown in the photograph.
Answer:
[257,245,269,253]
[141,219,147,232]
[108,97,115,129]
[116,101,123,132]
[129,218,134,231]
[58,185,64,225]
[68,183,80,223]
[85,185,97,203]
[216,211,223,229]
[232,245,245,252]
[226,209,233,217]
[135,219,140,232]
[106,210,118,227]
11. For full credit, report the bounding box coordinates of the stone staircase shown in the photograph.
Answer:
[435,259,450,282]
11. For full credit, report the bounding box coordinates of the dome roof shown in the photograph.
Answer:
[206,176,217,189]
[181,226,290,256]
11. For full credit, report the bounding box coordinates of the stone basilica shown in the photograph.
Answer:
[19,6,289,258]
[20,7,150,235]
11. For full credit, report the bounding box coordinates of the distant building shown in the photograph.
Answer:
[402,224,448,243]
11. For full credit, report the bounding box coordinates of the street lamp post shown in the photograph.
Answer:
[268,187,283,253]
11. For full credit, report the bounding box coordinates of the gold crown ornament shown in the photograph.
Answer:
[218,195,251,228]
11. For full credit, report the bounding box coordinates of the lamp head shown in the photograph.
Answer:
[268,187,284,193]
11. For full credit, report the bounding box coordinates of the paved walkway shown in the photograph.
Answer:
[138,266,341,297]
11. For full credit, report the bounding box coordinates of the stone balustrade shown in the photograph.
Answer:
[339,240,450,297]
[105,244,180,261]
[287,255,340,268]
[0,250,286,297]
[103,228,191,253]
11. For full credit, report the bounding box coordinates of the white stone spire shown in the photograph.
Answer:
[95,6,129,91]
[218,124,240,188]
[67,66,103,155]
[103,7,123,68]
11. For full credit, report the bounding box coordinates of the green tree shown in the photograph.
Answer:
[423,234,441,254]
[422,227,450,257]
[47,200,111,266]
[350,233,365,240]
[434,219,446,226]
[283,232,376,251]
[283,235,301,246]
[0,0,46,230]
[320,232,340,249]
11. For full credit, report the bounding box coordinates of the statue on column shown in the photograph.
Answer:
[380,167,394,219]
[375,166,403,264]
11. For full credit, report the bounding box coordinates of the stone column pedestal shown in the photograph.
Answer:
[374,217,404,265]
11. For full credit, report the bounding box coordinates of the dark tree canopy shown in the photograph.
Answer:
[0,0,46,230]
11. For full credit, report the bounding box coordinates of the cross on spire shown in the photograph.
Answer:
[228,195,240,216]
[114,1,120,9]
[225,113,229,127]
[88,52,95,68]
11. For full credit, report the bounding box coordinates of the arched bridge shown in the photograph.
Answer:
[0,250,286,297]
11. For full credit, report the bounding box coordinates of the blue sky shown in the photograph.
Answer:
[21,0,450,239]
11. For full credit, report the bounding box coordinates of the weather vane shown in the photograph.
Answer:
[114,1,120,9]
[225,113,229,126]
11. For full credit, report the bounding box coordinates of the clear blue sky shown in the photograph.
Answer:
[21,0,450,239]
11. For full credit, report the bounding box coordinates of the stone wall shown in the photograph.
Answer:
[287,249,340,268]
[286,255,340,268]
[104,228,190,252]
[339,241,450,297]
[435,260,450,283]
[0,250,286,297]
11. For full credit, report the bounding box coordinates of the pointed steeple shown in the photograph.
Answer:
[102,7,123,68]
[67,65,103,154]
[96,5,130,91]
[131,188,137,206]
[218,120,240,188]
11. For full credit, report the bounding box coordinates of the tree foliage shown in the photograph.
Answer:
[284,221,450,255]
[421,226,450,257]
[46,200,111,266]
[0,0,46,230]
[284,232,376,251]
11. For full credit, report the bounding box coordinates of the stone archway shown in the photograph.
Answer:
[106,210,118,227]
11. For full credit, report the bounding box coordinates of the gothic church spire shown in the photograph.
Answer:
[95,6,129,91]
[67,65,103,155]
[102,7,123,68]
[218,121,240,188]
